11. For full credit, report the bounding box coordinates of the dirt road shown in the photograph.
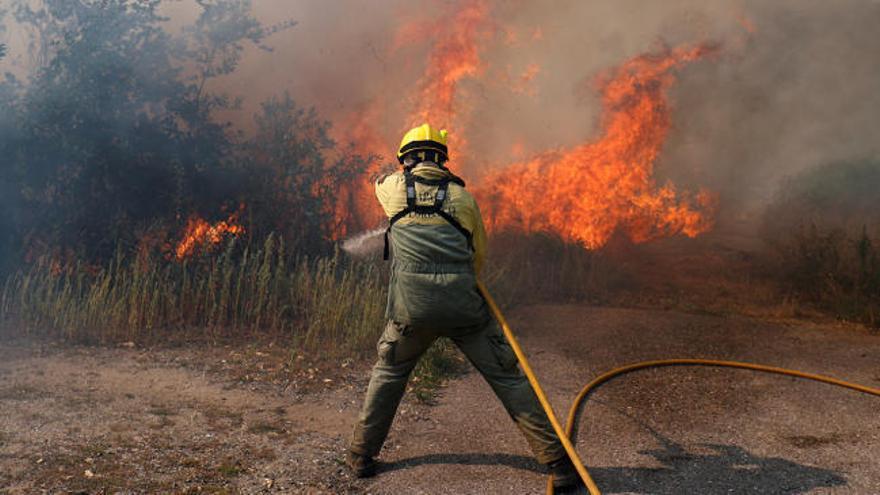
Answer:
[2,305,879,494]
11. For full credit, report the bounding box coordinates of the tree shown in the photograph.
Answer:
[0,0,370,269]
[244,93,372,254]
[2,0,278,263]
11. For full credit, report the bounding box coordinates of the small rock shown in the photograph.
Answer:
[84,469,94,478]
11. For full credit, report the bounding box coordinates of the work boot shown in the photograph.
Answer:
[346,451,377,478]
[548,456,581,491]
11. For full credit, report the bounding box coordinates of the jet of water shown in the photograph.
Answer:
[340,227,386,259]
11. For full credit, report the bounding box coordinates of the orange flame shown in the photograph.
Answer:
[329,99,389,239]
[475,43,719,248]
[409,0,491,129]
[409,0,492,176]
[174,211,245,260]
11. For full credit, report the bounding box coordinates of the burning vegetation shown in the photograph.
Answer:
[476,44,718,248]
[331,0,494,233]
[335,0,717,250]
[331,0,720,250]
[174,210,245,260]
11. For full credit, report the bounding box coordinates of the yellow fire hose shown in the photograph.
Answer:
[476,281,880,495]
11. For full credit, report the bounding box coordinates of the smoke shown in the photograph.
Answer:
[3,0,879,242]
[659,1,880,225]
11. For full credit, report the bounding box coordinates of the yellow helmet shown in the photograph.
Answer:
[397,123,449,164]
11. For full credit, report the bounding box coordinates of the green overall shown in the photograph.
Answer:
[349,163,566,465]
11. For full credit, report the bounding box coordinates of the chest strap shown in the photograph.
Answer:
[383,170,473,260]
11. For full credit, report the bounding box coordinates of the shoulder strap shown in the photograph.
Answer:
[384,171,416,260]
[422,178,472,249]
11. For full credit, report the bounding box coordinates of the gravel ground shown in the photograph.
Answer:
[365,305,880,495]
[1,305,878,494]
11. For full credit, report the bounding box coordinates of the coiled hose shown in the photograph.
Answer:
[475,281,880,495]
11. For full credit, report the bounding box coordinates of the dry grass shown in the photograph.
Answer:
[483,231,627,309]
[0,231,631,400]
[762,226,880,327]
[0,237,387,357]
[409,339,468,403]
[0,236,467,393]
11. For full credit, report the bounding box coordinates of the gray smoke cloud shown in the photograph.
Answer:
[651,1,880,222]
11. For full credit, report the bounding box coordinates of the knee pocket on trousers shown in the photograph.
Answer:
[377,321,412,365]
[489,335,519,371]
[377,338,397,365]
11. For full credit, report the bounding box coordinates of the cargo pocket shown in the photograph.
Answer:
[489,334,519,371]
[377,337,397,365]
[376,321,409,365]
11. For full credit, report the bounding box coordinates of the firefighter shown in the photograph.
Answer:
[347,123,580,490]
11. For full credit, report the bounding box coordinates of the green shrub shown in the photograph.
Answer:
[761,160,880,326]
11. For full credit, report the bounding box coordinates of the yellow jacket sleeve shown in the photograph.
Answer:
[455,191,488,275]
[471,200,488,275]
[374,173,402,218]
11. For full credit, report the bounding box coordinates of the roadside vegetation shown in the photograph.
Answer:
[483,231,629,308]
[0,5,376,341]
[0,1,368,273]
[0,239,385,355]
[761,159,880,328]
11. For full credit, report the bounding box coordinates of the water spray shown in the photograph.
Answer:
[341,227,386,259]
